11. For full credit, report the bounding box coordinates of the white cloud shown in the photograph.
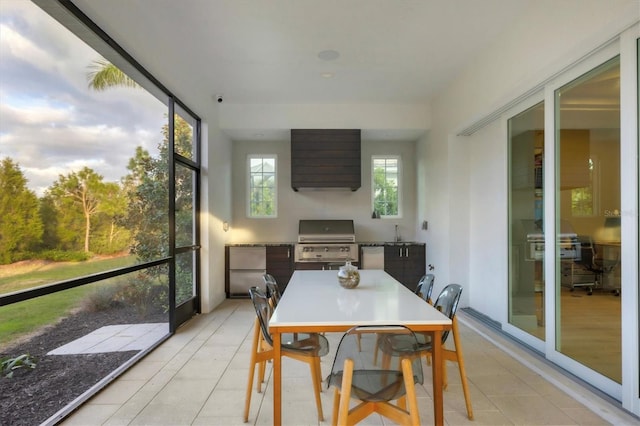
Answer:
[0,0,168,196]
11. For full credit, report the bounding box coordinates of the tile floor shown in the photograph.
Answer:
[63,299,638,425]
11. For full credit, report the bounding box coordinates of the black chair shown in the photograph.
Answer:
[244,287,329,422]
[262,273,282,306]
[571,239,620,296]
[327,325,424,425]
[377,284,474,420]
[415,274,435,305]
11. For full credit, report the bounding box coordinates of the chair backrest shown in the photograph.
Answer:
[433,284,463,343]
[415,274,435,303]
[263,274,281,306]
[248,286,274,347]
[328,325,423,401]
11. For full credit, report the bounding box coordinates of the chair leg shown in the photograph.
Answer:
[338,359,354,426]
[401,358,421,426]
[452,317,474,420]
[309,357,325,421]
[331,387,341,426]
[244,320,261,422]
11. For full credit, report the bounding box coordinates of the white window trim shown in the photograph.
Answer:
[371,155,402,219]
[246,154,277,218]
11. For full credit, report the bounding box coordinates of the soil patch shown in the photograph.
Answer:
[0,306,166,426]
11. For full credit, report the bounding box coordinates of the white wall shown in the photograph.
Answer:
[422,0,639,319]
[228,138,419,243]
[200,113,233,313]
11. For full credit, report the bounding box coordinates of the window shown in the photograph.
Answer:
[372,156,401,217]
[571,157,598,216]
[248,155,277,217]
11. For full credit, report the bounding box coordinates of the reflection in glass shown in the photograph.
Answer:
[508,102,545,339]
[555,56,621,383]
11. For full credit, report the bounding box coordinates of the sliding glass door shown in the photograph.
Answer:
[508,102,545,340]
[554,57,621,383]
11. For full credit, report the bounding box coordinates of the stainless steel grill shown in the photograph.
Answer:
[295,220,358,263]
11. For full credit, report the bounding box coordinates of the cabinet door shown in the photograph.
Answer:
[383,245,404,283]
[403,244,426,292]
[266,245,294,293]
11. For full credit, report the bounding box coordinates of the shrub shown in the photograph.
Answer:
[38,250,90,262]
[1,354,37,378]
[115,272,167,316]
[80,285,122,312]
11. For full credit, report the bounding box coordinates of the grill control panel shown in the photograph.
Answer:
[295,243,358,263]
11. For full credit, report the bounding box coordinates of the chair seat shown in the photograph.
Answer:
[378,332,432,355]
[328,369,413,402]
[282,333,330,357]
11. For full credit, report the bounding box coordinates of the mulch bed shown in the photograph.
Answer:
[0,306,166,426]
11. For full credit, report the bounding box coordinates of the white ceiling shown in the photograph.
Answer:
[67,0,533,140]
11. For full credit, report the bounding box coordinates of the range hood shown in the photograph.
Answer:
[291,129,361,191]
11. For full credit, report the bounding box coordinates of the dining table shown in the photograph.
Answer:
[269,269,453,425]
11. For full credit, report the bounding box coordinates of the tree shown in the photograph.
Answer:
[48,167,110,253]
[373,166,398,216]
[87,59,139,91]
[0,158,43,263]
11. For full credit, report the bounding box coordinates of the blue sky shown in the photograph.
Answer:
[0,0,167,196]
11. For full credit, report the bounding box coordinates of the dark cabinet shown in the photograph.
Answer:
[266,245,294,293]
[384,244,425,291]
[291,129,361,191]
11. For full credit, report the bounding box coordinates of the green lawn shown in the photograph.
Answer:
[0,255,138,350]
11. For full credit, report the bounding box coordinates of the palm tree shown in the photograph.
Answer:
[87,59,139,91]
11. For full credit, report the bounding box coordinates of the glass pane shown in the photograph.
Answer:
[0,1,170,294]
[248,156,276,217]
[175,250,195,306]
[372,157,400,217]
[0,268,169,425]
[174,105,196,161]
[555,57,621,382]
[508,102,545,339]
[175,165,195,248]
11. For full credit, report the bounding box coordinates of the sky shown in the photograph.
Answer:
[0,0,167,196]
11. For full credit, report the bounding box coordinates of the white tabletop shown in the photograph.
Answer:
[270,269,451,328]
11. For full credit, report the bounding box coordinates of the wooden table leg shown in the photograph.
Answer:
[273,332,282,426]
[431,330,444,425]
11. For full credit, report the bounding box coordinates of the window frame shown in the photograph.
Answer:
[371,155,402,219]
[247,154,278,218]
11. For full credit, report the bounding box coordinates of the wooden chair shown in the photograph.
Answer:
[327,325,424,426]
[243,287,329,422]
[378,284,474,420]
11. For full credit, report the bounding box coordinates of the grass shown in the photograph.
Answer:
[0,255,137,294]
[0,255,138,350]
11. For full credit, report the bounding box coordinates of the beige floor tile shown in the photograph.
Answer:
[490,394,577,425]
[62,403,121,425]
[60,300,633,426]
[87,379,147,405]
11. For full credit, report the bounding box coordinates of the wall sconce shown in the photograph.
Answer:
[222,221,230,232]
